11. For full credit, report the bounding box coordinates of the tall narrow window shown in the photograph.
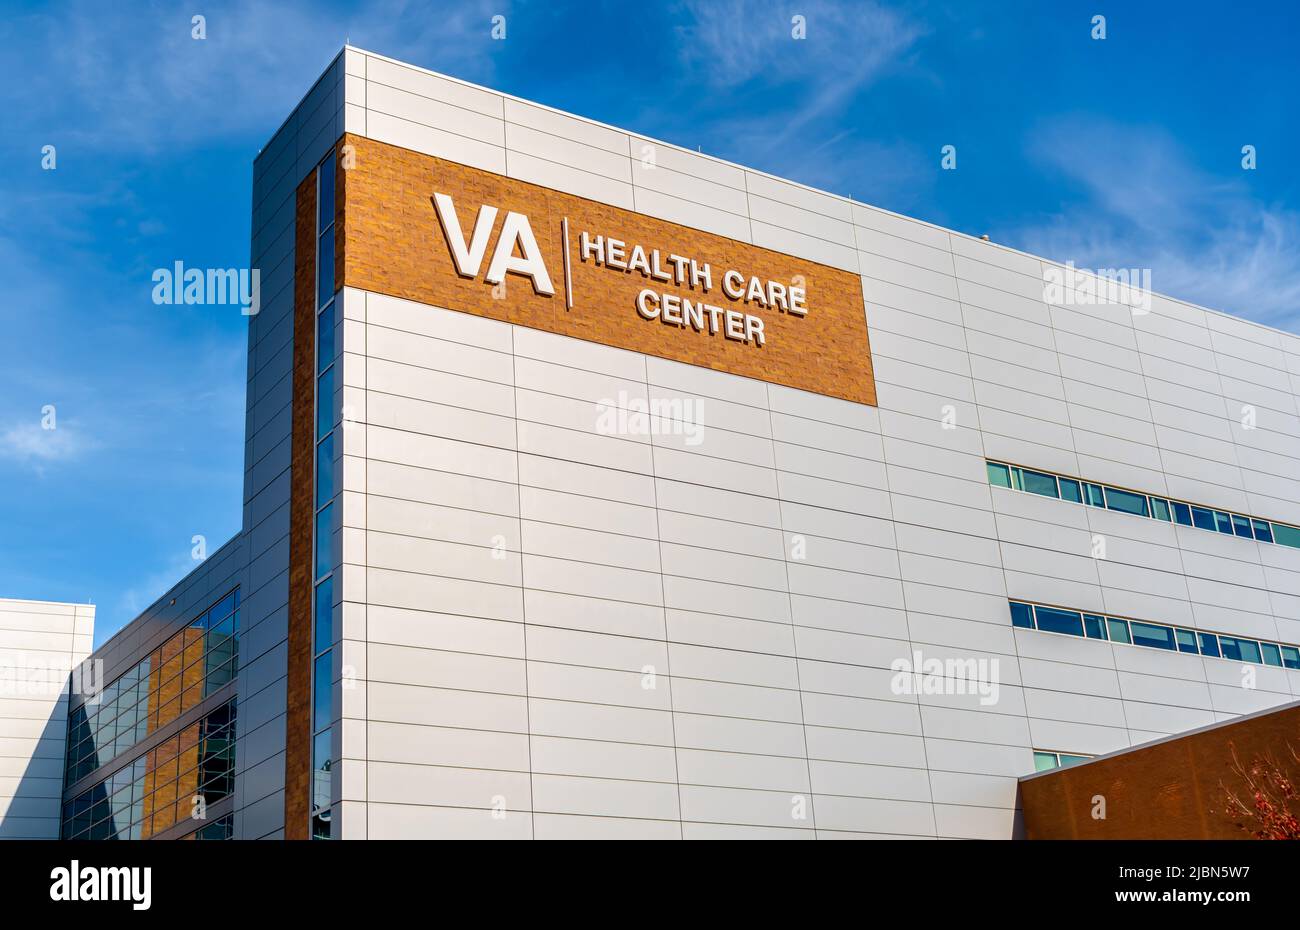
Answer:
[310,150,339,840]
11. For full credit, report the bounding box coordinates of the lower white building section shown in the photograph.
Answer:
[325,285,1300,840]
[0,598,94,839]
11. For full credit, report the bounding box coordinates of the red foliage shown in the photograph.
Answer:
[1219,741,1300,840]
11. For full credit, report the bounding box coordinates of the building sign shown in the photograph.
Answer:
[430,191,811,350]
[337,133,875,405]
[578,231,804,349]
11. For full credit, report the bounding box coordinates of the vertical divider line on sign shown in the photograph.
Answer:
[561,217,574,310]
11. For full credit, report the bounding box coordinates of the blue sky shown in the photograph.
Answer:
[1,0,1297,645]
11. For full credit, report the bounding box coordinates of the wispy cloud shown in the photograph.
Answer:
[2,0,503,152]
[1011,117,1300,333]
[677,0,919,96]
[668,0,926,202]
[0,419,93,469]
[116,550,208,625]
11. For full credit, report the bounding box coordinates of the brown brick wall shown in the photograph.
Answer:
[337,133,875,405]
[1021,703,1300,839]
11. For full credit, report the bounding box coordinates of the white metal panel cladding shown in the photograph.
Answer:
[292,46,1300,839]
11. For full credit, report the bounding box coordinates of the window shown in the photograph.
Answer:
[312,652,333,732]
[316,432,336,508]
[64,591,239,782]
[314,503,333,580]
[314,577,334,651]
[1129,621,1175,651]
[1033,605,1084,637]
[317,299,335,374]
[1104,486,1149,517]
[1008,599,1300,673]
[1219,637,1262,664]
[1274,524,1300,549]
[312,808,333,840]
[317,154,335,235]
[316,152,336,310]
[316,226,334,311]
[316,364,335,439]
[312,730,332,813]
[1010,601,1035,629]
[312,151,340,841]
[987,462,1012,488]
[1021,469,1059,498]
[1032,750,1092,773]
[189,814,234,841]
[61,701,236,841]
[985,460,1300,556]
[1237,639,1263,664]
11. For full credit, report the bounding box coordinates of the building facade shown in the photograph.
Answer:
[0,598,93,839]
[23,46,1300,840]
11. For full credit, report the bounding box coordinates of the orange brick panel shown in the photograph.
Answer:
[1021,704,1300,839]
[337,134,875,406]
